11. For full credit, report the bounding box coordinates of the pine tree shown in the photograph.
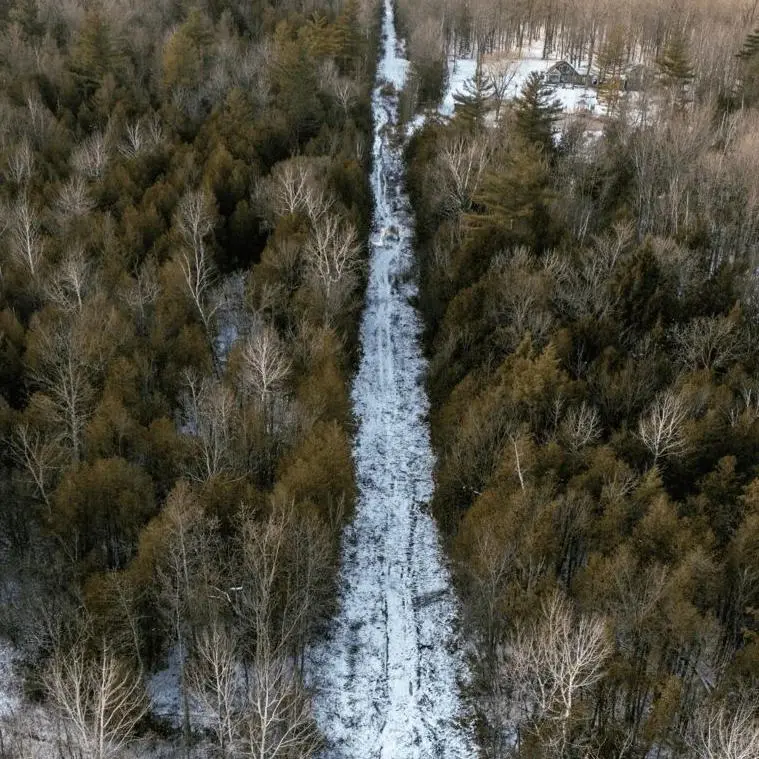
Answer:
[305,12,338,60]
[658,32,694,110]
[162,8,214,91]
[333,0,363,73]
[465,138,553,250]
[9,0,43,38]
[737,27,759,105]
[596,25,628,116]
[452,64,495,133]
[69,10,124,92]
[512,72,563,154]
[738,27,759,60]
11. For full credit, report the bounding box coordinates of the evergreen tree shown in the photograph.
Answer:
[452,64,495,133]
[466,138,554,251]
[9,0,43,38]
[737,27,759,105]
[512,71,563,154]
[162,8,214,91]
[658,32,694,110]
[334,0,363,73]
[738,27,759,60]
[69,10,124,93]
[596,25,628,115]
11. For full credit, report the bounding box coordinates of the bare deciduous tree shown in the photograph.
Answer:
[180,371,239,482]
[560,402,601,452]
[26,319,98,462]
[43,640,147,759]
[175,189,219,335]
[55,177,96,221]
[8,422,64,509]
[690,701,759,759]
[487,58,519,120]
[504,592,611,756]
[44,247,95,312]
[304,215,362,323]
[119,259,160,330]
[8,196,44,280]
[72,131,109,179]
[672,315,741,372]
[238,651,321,759]
[187,620,240,755]
[156,482,222,747]
[438,134,490,217]
[241,325,292,406]
[638,389,690,464]
[7,138,33,186]
[118,119,152,159]
[259,158,334,224]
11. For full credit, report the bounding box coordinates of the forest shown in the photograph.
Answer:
[402,0,759,756]
[1,0,759,757]
[0,0,376,755]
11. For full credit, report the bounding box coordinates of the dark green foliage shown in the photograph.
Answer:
[658,32,694,109]
[513,71,563,153]
[737,26,759,105]
[452,64,494,132]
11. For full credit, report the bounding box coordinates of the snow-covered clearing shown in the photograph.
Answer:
[441,49,604,121]
[306,1,477,757]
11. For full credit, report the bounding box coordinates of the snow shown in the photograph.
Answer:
[440,51,604,120]
[439,57,478,117]
[434,32,627,132]
[147,646,186,724]
[377,0,408,91]
[306,0,477,757]
[0,639,21,719]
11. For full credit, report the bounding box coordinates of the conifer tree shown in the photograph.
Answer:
[512,71,563,154]
[452,64,495,133]
[658,32,694,110]
[334,0,363,73]
[596,25,628,115]
[738,27,759,60]
[69,10,124,94]
[737,27,759,105]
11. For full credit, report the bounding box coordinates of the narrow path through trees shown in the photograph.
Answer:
[307,1,476,757]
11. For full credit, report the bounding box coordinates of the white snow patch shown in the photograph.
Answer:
[307,1,477,757]
[0,639,21,719]
[147,646,186,724]
[377,0,408,90]
[439,57,478,117]
[147,646,213,729]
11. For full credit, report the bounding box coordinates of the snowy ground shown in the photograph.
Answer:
[0,639,21,719]
[306,1,477,757]
[440,49,604,121]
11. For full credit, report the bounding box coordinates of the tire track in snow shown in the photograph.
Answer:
[307,1,477,757]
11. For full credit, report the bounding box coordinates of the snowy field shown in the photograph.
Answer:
[306,0,477,757]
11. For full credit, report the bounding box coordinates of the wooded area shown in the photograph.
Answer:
[403,0,759,756]
[2,0,759,756]
[0,0,376,755]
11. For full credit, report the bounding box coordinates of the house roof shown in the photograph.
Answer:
[545,60,580,75]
